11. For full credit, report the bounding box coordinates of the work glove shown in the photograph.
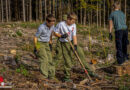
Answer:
[74,45,77,51]
[34,47,37,54]
[109,33,113,41]
[34,47,38,59]
[49,44,52,51]
[61,33,68,38]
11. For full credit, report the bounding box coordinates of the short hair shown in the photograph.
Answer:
[46,14,55,22]
[113,1,120,9]
[67,12,77,20]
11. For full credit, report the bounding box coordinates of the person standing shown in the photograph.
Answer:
[109,1,129,65]
[34,14,56,79]
[54,13,99,82]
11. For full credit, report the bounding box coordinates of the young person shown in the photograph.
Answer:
[109,1,129,65]
[54,13,99,82]
[34,14,55,79]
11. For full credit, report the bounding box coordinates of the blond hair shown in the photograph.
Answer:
[113,1,120,9]
[67,12,77,20]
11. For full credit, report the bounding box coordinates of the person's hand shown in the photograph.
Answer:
[34,46,37,54]
[49,44,52,51]
[109,33,113,41]
[74,45,77,51]
[34,46,38,59]
[61,33,68,38]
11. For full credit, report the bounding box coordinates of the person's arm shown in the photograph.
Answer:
[54,32,61,38]
[34,37,38,48]
[54,24,62,38]
[73,36,77,45]
[34,26,42,48]
[109,20,113,41]
[49,31,54,44]
[109,20,113,33]
[73,24,77,45]
[73,35,77,51]
[72,24,77,50]
[49,31,54,51]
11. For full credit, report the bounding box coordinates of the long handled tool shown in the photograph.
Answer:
[66,37,93,82]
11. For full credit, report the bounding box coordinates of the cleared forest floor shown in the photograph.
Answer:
[0,22,130,90]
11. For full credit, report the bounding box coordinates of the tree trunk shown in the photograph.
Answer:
[125,0,126,20]
[97,1,99,27]
[110,0,114,11]
[59,0,62,21]
[39,0,42,22]
[80,7,82,24]
[18,0,20,20]
[26,1,29,21]
[80,0,82,24]
[104,0,106,29]
[44,0,47,20]
[120,0,121,10]
[1,0,3,22]
[22,0,25,22]
[8,0,11,21]
[68,0,71,13]
[52,0,55,17]
[5,0,8,22]
[36,0,38,21]
[91,1,92,25]
[108,7,109,22]
[99,3,101,27]
[48,0,51,14]
[76,0,79,23]
[83,8,86,25]
[15,0,18,21]
[70,0,73,12]
[88,13,90,27]
[29,0,32,22]
[0,1,1,22]
[55,0,58,20]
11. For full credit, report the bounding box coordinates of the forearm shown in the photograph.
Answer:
[49,33,53,44]
[54,32,61,38]
[34,37,38,47]
[73,36,77,45]
[109,20,113,33]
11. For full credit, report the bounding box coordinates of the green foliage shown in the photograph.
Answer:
[106,0,110,8]
[119,85,129,90]
[75,0,102,12]
[77,30,89,36]
[16,30,23,37]
[104,75,112,80]
[16,68,20,73]
[16,65,29,76]
[15,53,21,63]
[19,22,42,28]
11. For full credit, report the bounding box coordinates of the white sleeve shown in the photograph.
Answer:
[73,24,76,36]
[61,24,69,34]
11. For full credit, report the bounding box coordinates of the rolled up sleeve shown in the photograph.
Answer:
[35,27,42,37]
[73,25,76,36]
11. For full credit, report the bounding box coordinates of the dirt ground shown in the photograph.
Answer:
[0,24,130,90]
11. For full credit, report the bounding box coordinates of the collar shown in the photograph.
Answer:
[43,22,53,30]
